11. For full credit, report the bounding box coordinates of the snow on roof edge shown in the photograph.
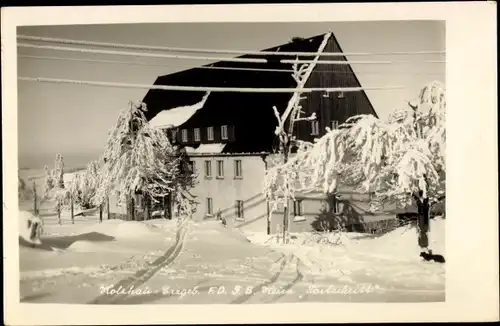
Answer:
[149,92,211,129]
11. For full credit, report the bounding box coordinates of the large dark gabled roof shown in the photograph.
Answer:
[141,33,376,154]
[142,34,326,122]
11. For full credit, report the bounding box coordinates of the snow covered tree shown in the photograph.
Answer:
[93,100,193,222]
[264,81,446,253]
[54,153,65,189]
[264,61,319,243]
[43,165,55,199]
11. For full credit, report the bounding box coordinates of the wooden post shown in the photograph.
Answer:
[107,197,110,220]
[32,181,37,215]
[57,198,61,225]
[130,196,135,221]
[99,203,103,223]
[144,195,151,221]
[283,204,289,244]
[163,196,168,220]
[70,197,74,224]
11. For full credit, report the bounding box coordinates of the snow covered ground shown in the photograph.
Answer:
[19,206,445,304]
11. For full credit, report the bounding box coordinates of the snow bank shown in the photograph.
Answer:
[355,216,445,261]
[79,220,162,239]
[66,240,113,252]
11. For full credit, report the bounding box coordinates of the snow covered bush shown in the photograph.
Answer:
[264,81,446,250]
[18,210,43,246]
[69,160,100,209]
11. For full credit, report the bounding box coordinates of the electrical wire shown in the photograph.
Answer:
[18,34,446,57]
[19,76,405,93]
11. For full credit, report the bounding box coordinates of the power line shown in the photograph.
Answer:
[18,76,405,93]
[17,34,446,57]
[18,43,418,65]
[19,55,445,75]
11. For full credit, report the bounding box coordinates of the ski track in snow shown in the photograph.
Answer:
[19,207,445,304]
[88,223,189,304]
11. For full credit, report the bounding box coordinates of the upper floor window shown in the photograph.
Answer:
[221,125,228,140]
[181,129,188,143]
[204,160,212,178]
[234,160,242,179]
[337,91,345,99]
[194,128,201,142]
[216,160,224,179]
[207,127,214,141]
[331,120,339,130]
[311,120,320,136]
[188,160,195,173]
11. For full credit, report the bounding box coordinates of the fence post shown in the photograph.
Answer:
[32,181,37,215]
[145,195,151,221]
[71,197,74,224]
[107,196,110,220]
[99,204,103,223]
[57,198,61,225]
[130,196,136,221]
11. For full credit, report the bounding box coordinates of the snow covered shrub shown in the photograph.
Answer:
[71,160,100,209]
[18,210,43,246]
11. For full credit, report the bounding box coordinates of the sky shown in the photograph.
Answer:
[17,21,445,169]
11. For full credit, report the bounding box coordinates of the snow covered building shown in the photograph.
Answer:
[143,33,392,233]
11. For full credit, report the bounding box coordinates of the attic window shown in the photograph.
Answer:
[170,129,177,140]
[181,129,188,143]
[194,128,201,142]
[221,125,228,140]
[207,127,214,141]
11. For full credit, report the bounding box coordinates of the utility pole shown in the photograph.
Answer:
[276,33,331,244]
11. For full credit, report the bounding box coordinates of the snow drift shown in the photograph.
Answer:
[79,220,163,240]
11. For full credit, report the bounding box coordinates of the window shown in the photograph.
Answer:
[221,125,228,140]
[331,120,339,130]
[194,128,201,142]
[181,129,188,143]
[188,160,195,173]
[204,160,212,178]
[337,91,345,99]
[293,199,303,216]
[170,129,178,142]
[216,160,224,178]
[207,127,214,141]
[206,198,213,215]
[234,160,242,178]
[235,200,244,220]
[311,120,320,136]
